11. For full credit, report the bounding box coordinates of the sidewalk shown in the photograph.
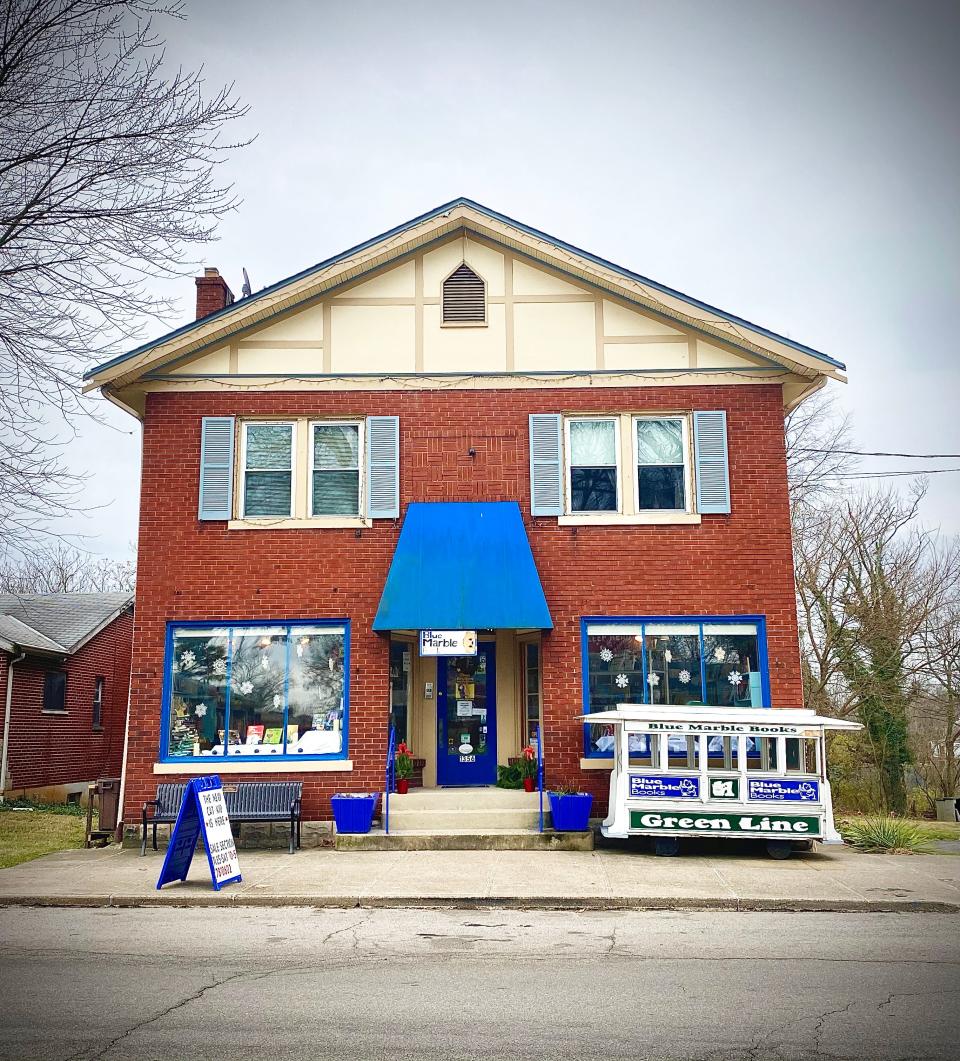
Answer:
[1,841,959,911]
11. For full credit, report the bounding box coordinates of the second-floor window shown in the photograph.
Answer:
[311,422,362,516]
[241,422,295,517]
[564,414,693,516]
[93,676,104,728]
[239,420,364,519]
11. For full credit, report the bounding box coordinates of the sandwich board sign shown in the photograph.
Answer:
[156,775,241,891]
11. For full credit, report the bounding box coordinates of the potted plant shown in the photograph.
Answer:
[395,741,413,794]
[331,792,378,834]
[548,786,593,831]
[520,745,538,792]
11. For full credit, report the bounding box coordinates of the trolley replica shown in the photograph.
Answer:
[586,706,862,858]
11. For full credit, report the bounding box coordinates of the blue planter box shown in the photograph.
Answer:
[548,792,593,832]
[331,793,378,834]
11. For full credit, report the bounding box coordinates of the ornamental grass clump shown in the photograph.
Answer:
[840,816,933,854]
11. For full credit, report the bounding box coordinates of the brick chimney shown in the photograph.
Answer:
[195,267,234,320]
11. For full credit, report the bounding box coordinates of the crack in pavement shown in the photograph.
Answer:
[63,967,256,1061]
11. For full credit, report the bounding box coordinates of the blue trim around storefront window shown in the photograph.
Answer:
[580,615,771,757]
[158,618,351,763]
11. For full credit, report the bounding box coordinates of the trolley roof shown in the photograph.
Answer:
[579,706,862,732]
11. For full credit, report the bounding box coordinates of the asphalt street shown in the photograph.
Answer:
[0,906,958,1060]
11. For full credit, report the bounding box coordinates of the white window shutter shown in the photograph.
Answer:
[366,416,400,518]
[693,410,731,514]
[198,416,235,520]
[529,414,564,516]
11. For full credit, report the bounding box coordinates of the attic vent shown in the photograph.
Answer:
[442,263,486,324]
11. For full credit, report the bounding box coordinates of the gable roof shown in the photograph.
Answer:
[0,592,133,657]
[84,197,845,388]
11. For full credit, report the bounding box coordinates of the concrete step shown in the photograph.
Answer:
[335,828,593,852]
[387,807,546,830]
[387,787,544,811]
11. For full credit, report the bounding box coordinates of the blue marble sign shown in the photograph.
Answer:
[629,774,700,799]
[748,778,820,802]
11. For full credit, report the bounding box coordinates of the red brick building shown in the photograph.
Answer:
[0,593,133,802]
[83,200,845,833]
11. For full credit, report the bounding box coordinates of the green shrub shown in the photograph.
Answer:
[496,763,523,789]
[839,815,933,854]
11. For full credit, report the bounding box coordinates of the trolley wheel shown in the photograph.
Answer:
[766,839,793,860]
[654,836,681,857]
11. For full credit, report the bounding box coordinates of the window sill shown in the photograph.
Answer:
[41,710,68,716]
[228,516,372,530]
[559,512,701,527]
[580,757,614,770]
[153,759,354,775]
[440,321,488,328]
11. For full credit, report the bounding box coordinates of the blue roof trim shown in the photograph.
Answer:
[85,196,844,380]
[372,501,552,631]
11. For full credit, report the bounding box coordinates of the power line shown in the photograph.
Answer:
[823,467,960,480]
[808,449,960,459]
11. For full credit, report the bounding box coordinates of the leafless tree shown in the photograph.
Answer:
[785,388,858,508]
[0,541,135,592]
[0,0,248,548]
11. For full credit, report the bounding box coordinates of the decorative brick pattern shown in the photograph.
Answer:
[124,384,801,822]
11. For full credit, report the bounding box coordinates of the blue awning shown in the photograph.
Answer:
[373,502,552,631]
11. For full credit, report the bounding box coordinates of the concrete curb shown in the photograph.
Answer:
[1,895,958,913]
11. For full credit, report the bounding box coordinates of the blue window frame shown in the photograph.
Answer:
[160,620,350,762]
[581,615,770,757]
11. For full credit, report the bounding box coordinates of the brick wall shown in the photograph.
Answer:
[2,609,133,793]
[124,384,801,821]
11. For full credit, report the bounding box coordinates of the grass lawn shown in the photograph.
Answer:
[0,803,87,869]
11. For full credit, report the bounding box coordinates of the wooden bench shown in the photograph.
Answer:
[141,780,303,856]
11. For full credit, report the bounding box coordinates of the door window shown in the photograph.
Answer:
[444,654,488,758]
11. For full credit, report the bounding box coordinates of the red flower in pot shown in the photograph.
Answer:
[521,745,538,792]
[395,741,413,794]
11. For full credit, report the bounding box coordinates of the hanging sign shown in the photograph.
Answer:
[156,775,241,892]
[629,774,700,799]
[748,778,820,802]
[419,630,477,656]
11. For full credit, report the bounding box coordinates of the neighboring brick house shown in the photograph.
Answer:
[82,199,845,833]
[0,593,134,802]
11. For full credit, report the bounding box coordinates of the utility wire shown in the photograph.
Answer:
[822,467,960,480]
[808,449,960,459]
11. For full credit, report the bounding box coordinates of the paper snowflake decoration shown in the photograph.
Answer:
[179,650,196,670]
[664,650,673,663]
[647,673,660,687]
[296,643,304,657]
[728,670,743,686]
[678,669,692,684]
[615,673,629,688]
[713,647,726,663]
[212,658,227,675]
[600,647,614,663]
[260,655,270,670]
[273,694,282,709]
[194,703,208,717]
[239,681,253,695]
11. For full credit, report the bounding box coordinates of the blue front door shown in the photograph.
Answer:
[437,643,497,786]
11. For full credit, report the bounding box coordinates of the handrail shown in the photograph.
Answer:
[385,724,396,836]
[537,725,544,833]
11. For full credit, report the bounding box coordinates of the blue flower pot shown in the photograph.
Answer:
[548,792,593,832]
[331,793,378,834]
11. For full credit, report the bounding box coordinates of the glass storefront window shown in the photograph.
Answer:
[523,641,541,746]
[164,622,347,759]
[584,618,767,755]
[389,640,410,744]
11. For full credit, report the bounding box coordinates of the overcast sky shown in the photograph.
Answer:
[70,0,960,561]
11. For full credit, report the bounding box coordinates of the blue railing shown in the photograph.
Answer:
[537,726,544,833]
[385,724,396,835]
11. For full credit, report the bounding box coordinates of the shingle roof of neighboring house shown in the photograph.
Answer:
[0,592,133,656]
